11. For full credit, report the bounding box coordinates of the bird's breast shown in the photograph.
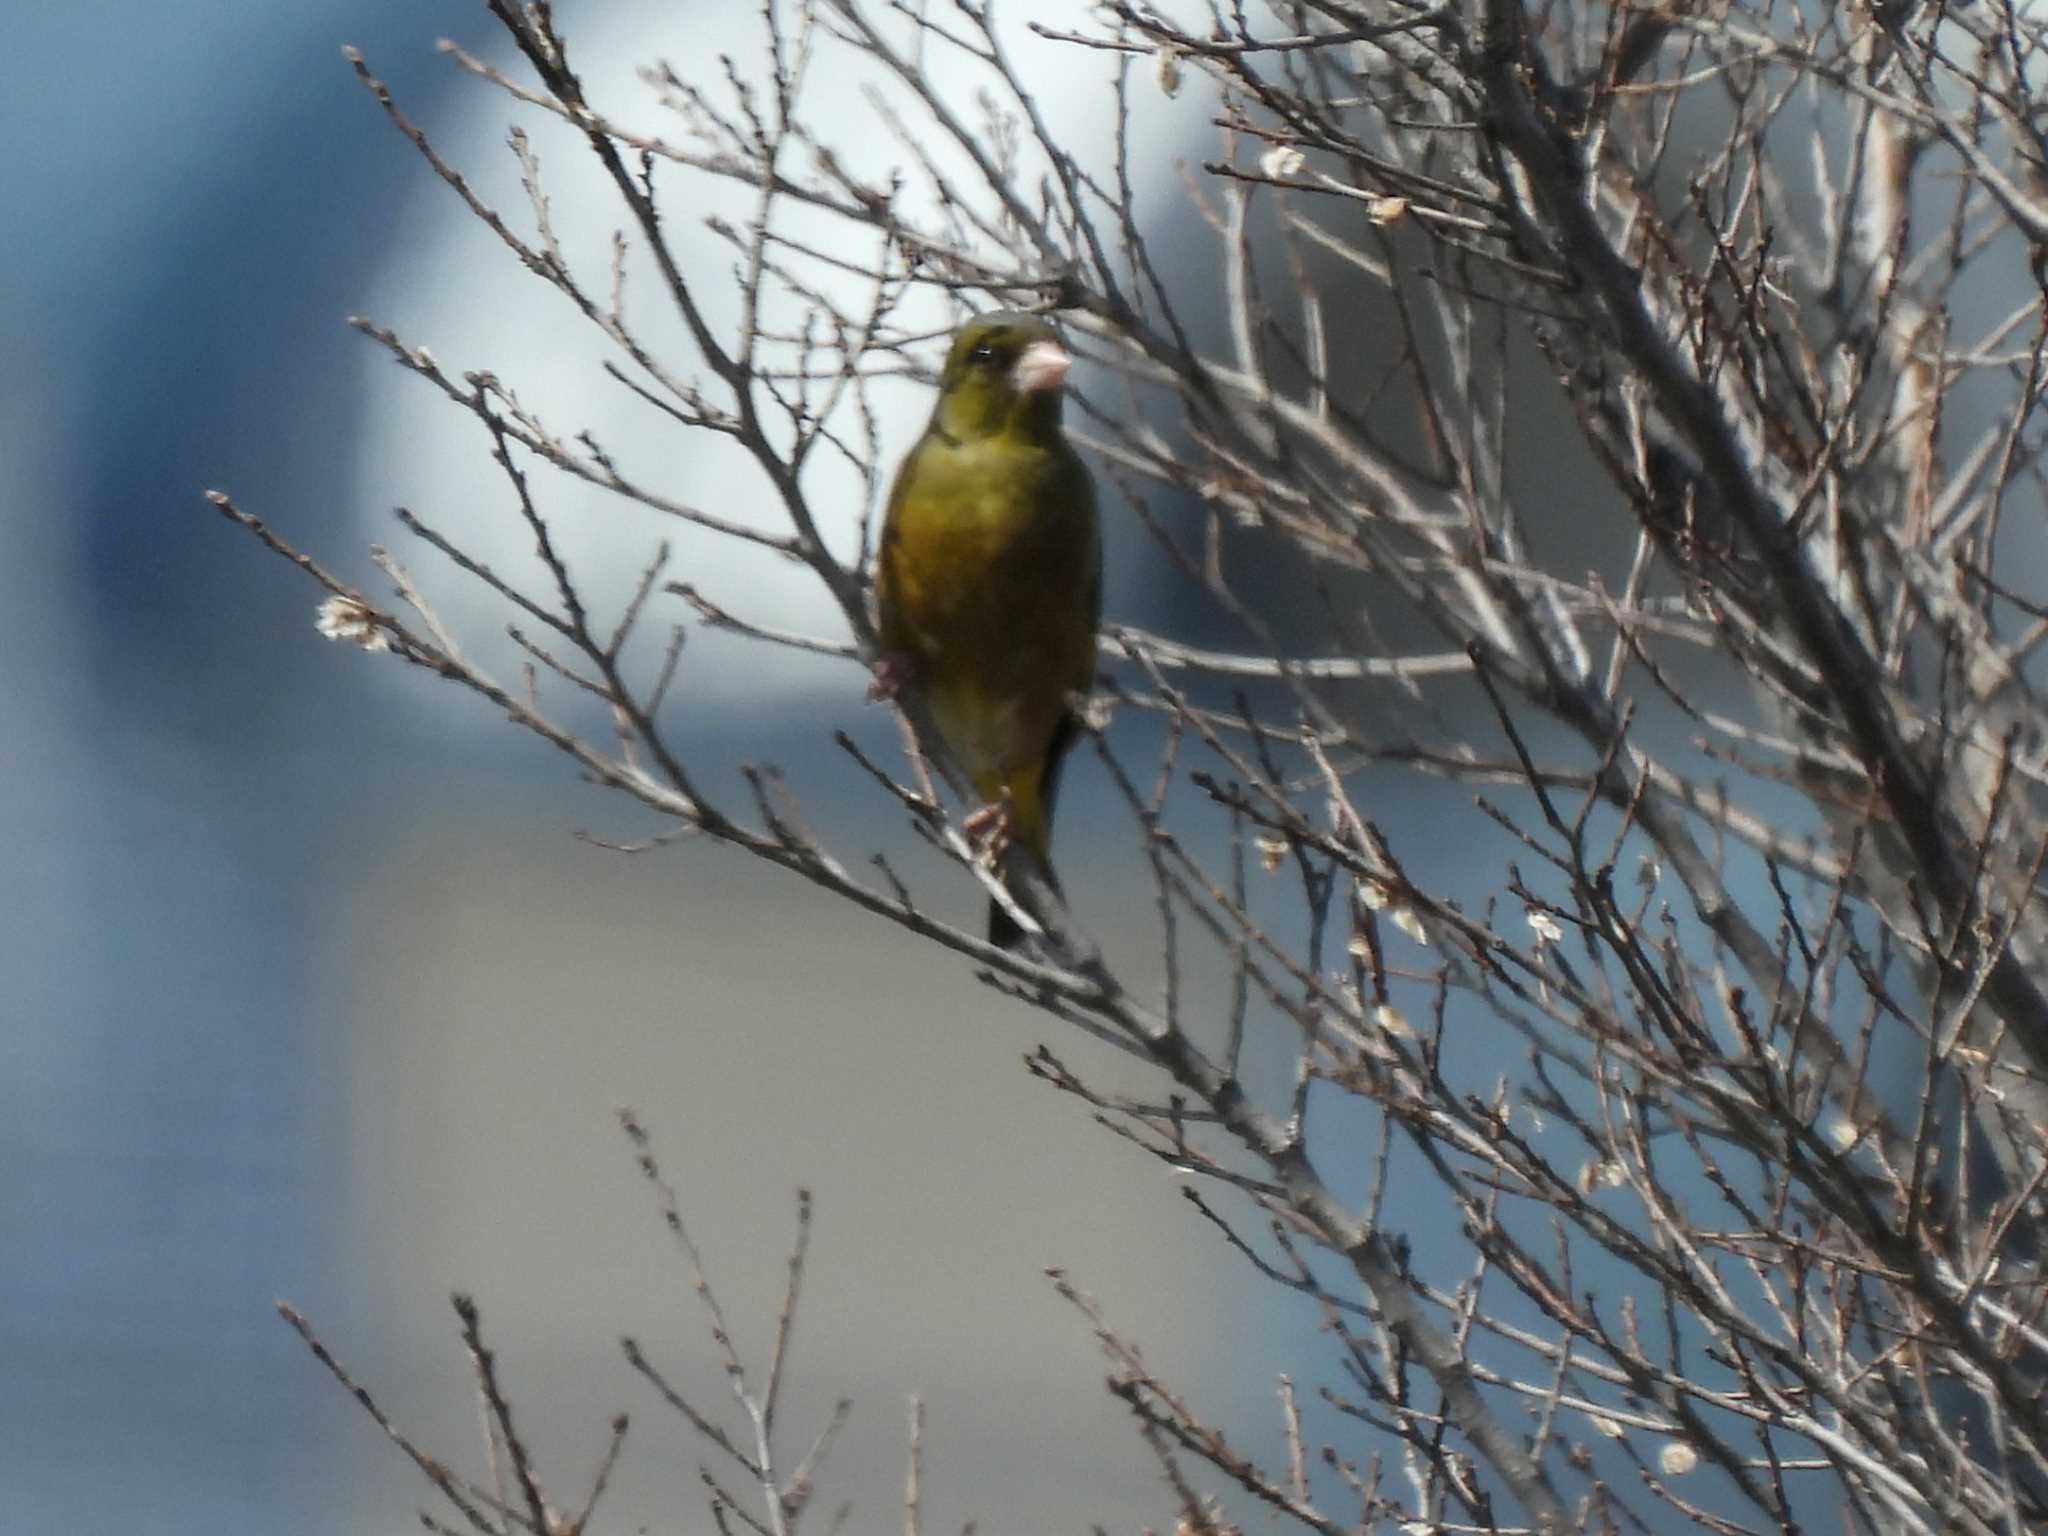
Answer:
[877,436,1098,783]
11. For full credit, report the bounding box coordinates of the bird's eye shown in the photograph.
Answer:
[968,342,998,367]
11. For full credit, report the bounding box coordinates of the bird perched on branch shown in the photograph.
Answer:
[874,310,1101,948]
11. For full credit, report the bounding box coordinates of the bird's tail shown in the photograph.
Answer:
[988,902,1022,948]
[987,717,1075,949]
[987,894,1027,949]
[988,859,1062,947]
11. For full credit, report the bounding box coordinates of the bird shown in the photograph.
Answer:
[874,310,1101,948]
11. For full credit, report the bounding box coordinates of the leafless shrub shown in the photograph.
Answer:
[225,0,2048,1531]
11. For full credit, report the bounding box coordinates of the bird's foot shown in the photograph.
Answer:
[866,651,916,703]
[963,795,1015,865]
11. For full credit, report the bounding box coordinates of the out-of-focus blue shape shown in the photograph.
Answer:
[0,4,486,1530]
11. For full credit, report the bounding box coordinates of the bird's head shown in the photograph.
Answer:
[928,311,1075,445]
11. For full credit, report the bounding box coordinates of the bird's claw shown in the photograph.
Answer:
[963,796,1015,865]
[867,651,915,703]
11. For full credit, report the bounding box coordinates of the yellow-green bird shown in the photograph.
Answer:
[875,311,1101,947]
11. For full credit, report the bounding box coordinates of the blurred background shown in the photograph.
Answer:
[9,1,1901,1529]
[1,4,1283,1530]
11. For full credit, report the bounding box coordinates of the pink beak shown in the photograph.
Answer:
[1011,337,1072,395]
